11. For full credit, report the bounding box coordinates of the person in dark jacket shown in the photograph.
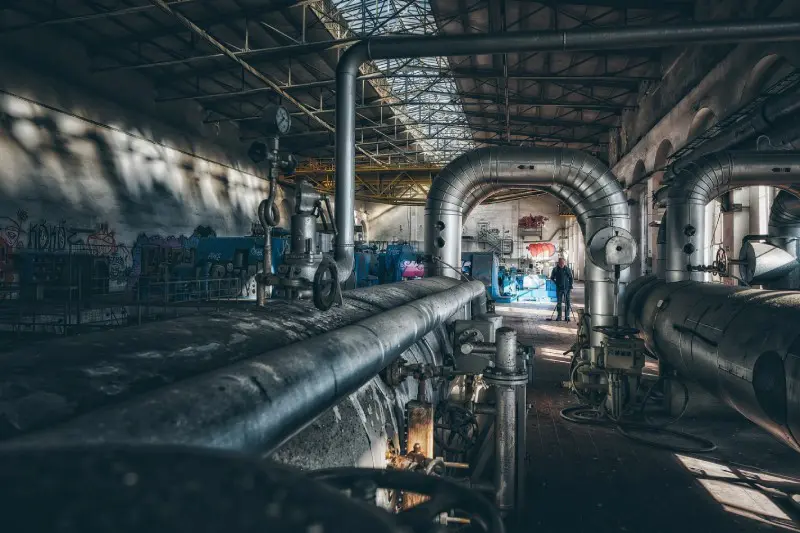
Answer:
[550,257,573,321]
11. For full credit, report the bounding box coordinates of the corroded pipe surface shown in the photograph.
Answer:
[0,278,465,441]
[4,280,485,454]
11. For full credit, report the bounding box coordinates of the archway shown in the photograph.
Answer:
[649,141,673,271]
[630,160,647,278]
[740,54,791,104]
[687,108,717,140]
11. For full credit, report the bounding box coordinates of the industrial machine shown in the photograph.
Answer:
[0,276,526,532]
[461,251,500,298]
[495,266,555,304]
[247,106,344,311]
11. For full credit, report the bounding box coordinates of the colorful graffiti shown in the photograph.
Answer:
[0,209,28,249]
[0,206,267,301]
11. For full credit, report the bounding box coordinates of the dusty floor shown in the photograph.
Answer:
[498,283,800,533]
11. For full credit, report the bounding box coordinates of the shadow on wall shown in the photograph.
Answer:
[0,91,280,300]
[0,91,271,239]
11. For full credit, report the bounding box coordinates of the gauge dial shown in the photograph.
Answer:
[276,106,291,135]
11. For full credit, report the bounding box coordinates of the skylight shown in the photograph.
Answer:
[330,0,475,164]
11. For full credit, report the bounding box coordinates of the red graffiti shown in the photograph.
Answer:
[87,228,118,256]
[527,242,556,259]
[519,214,549,229]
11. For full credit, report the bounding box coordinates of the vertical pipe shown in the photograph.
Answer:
[656,213,667,279]
[333,44,369,282]
[494,327,518,512]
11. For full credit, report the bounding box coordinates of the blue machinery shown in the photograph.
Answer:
[352,243,424,288]
[461,251,556,303]
[355,246,559,303]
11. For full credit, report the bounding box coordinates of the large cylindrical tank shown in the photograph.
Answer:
[624,276,800,452]
[0,278,472,470]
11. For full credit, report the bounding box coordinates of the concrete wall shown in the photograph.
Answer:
[0,30,288,297]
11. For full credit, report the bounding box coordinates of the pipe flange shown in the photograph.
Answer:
[483,369,528,387]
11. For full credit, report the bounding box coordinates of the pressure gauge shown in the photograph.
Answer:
[261,105,292,136]
[275,106,291,135]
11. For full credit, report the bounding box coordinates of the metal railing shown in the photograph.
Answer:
[0,273,248,349]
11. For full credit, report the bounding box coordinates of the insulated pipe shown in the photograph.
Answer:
[6,280,486,453]
[425,146,632,347]
[656,213,667,279]
[0,278,464,441]
[769,189,800,256]
[494,327,518,512]
[664,152,800,282]
[624,275,800,453]
[335,20,800,282]
[675,93,800,169]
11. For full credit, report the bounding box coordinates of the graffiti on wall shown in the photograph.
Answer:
[0,203,269,302]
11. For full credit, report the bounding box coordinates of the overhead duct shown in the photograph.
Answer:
[663,151,800,282]
[334,20,800,283]
[624,275,800,453]
[0,278,482,450]
[675,92,800,168]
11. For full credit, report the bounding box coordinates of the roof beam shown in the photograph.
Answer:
[206,97,628,125]
[91,0,304,53]
[461,110,615,129]
[522,0,693,12]
[369,92,632,111]
[96,37,356,73]
[156,42,661,84]
[145,0,383,167]
[155,70,654,102]
[1,0,204,32]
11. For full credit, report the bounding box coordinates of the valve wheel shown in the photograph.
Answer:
[714,247,728,276]
[313,259,340,311]
[310,467,504,533]
[434,402,479,454]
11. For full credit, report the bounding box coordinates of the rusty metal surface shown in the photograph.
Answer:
[3,280,484,454]
[0,277,462,441]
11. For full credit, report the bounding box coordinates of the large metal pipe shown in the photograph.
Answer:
[494,327,518,512]
[334,21,800,279]
[656,213,667,279]
[624,275,800,452]
[769,189,800,256]
[424,146,632,346]
[664,152,800,282]
[676,93,800,169]
[0,278,466,441]
[5,280,485,453]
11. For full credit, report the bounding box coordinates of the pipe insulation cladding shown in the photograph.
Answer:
[424,146,634,346]
[664,152,800,282]
[770,189,800,257]
[334,20,800,284]
[0,278,482,454]
[624,275,800,452]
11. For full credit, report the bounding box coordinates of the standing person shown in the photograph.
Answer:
[550,257,573,322]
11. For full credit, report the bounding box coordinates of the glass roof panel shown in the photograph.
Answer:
[330,0,475,164]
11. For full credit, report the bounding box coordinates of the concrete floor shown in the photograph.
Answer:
[498,283,800,533]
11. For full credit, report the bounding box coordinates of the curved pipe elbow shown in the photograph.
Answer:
[769,189,800,234]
